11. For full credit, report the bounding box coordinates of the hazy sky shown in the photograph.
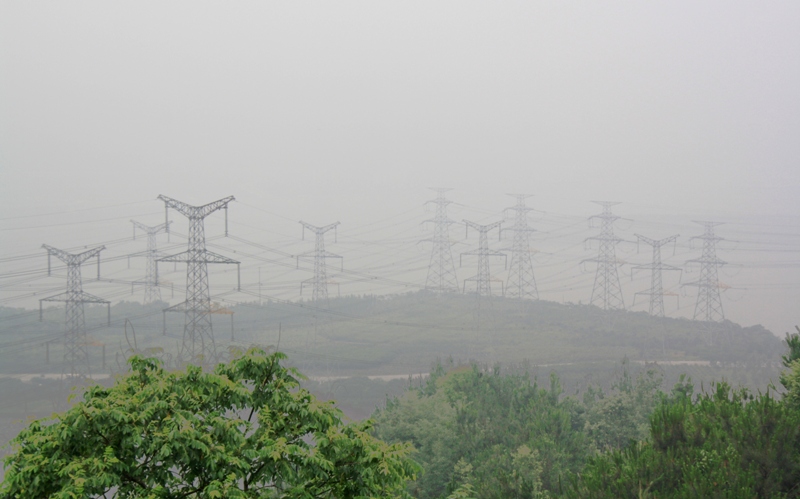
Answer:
[1,2,799,335]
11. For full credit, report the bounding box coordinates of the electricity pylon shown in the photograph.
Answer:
[633,234,679,317]
[583,201,625,310]
[297,222,341,372]
[461,220,505,296]
[297,221,342,304]
[39,244,110,378]
[156,195,239,367]
[501,194,538,300]
[130,220,169,304]
[683,221,726,322]
[422,188,459,293]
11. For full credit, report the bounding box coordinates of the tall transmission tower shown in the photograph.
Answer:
[633,234,679,317]
[130,220,169,304]
[461,220,505,296]
[501,194,539,300]
[297,221,342,304]
[156,195,239,366]
[39,245,110,378]
[584,201,626,310]
[683,221,726,322]
[422,188,459,293]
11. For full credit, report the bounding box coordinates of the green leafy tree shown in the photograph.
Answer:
[563,382,800,497]
[372,366,461,499]
[582,359,663,452]
[374,363,587,499]
[1,348,419,498]
[781,326,800,412]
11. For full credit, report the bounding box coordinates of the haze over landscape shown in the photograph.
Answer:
[2,3,800,496]
[2,1,799,337]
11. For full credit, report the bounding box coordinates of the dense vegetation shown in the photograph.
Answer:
[0,292,785,380]
[2,330,797,497]
[1,349,418,498]
[0,294,795,495]
[371,328,800,498]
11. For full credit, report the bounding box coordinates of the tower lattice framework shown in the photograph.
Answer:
[461,220,505,296]
[683,221,726,322]
[633,234,679,317]
[131,220,169,304]
[584,201,626,310]
[39,245,109,378]
[297,221,342,304]
[501,194,538,300]
[157,195,239,366]
[423,188,459,293]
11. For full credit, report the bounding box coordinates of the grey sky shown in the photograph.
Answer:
[1,2,799,334]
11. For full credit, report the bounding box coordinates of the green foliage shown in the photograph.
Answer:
[373,375,459,498]
[782,326,800,368]
[582,359,663,452]
[373,362,587,499]
[781,326,800,412]
[563,381,800,498]
[1,348,419,498]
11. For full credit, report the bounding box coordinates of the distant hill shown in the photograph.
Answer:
[0,293,790,468]
[0,291,786,391]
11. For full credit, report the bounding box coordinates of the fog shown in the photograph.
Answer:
[1,2,799,335]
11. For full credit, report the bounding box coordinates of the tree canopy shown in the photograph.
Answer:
[561,328,800,498]
[372,362,588,499]
[1,348,419,498]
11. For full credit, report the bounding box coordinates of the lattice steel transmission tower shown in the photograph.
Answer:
[583,201,626,310]
[422,188,459,293]
[633,234,679,317]
[683,221,726,322]
[39,245,110,378]
[297,221,342,304]
[461,220,505,296]
[157,195,239,366]
[130,220,169,304]
[501,194,538,300]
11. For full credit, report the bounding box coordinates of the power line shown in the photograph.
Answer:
[461,220,505,296]
[583,201,626,311]
[39,244,110,378]
[422,188,459,293]
[501,194,539,301]
[632,234,680,317]
[683,221,726,323]
[297,221,342,304]
[130,220,170,304]
[157,195,239,367]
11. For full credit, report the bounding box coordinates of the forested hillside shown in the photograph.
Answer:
[372,329,800,498]
[0,291,786,481]
[1,291,785,398]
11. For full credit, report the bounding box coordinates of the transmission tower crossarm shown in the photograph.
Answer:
[131,219,170,235]
[464,220,502,236]
[157,195,235,219]
[635,233,678,247]
[158,249,239,265]
[42,244,105,265]
[300,221,340,237]
[40,290,109,304]
[686,255,727,266]
[297,249,342,260]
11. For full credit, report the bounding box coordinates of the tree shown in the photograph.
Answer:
[582,358,663,453]
[781,326,800,412]
[373,361,587,499]
[1,348,419,498]
[563,346,800,498]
